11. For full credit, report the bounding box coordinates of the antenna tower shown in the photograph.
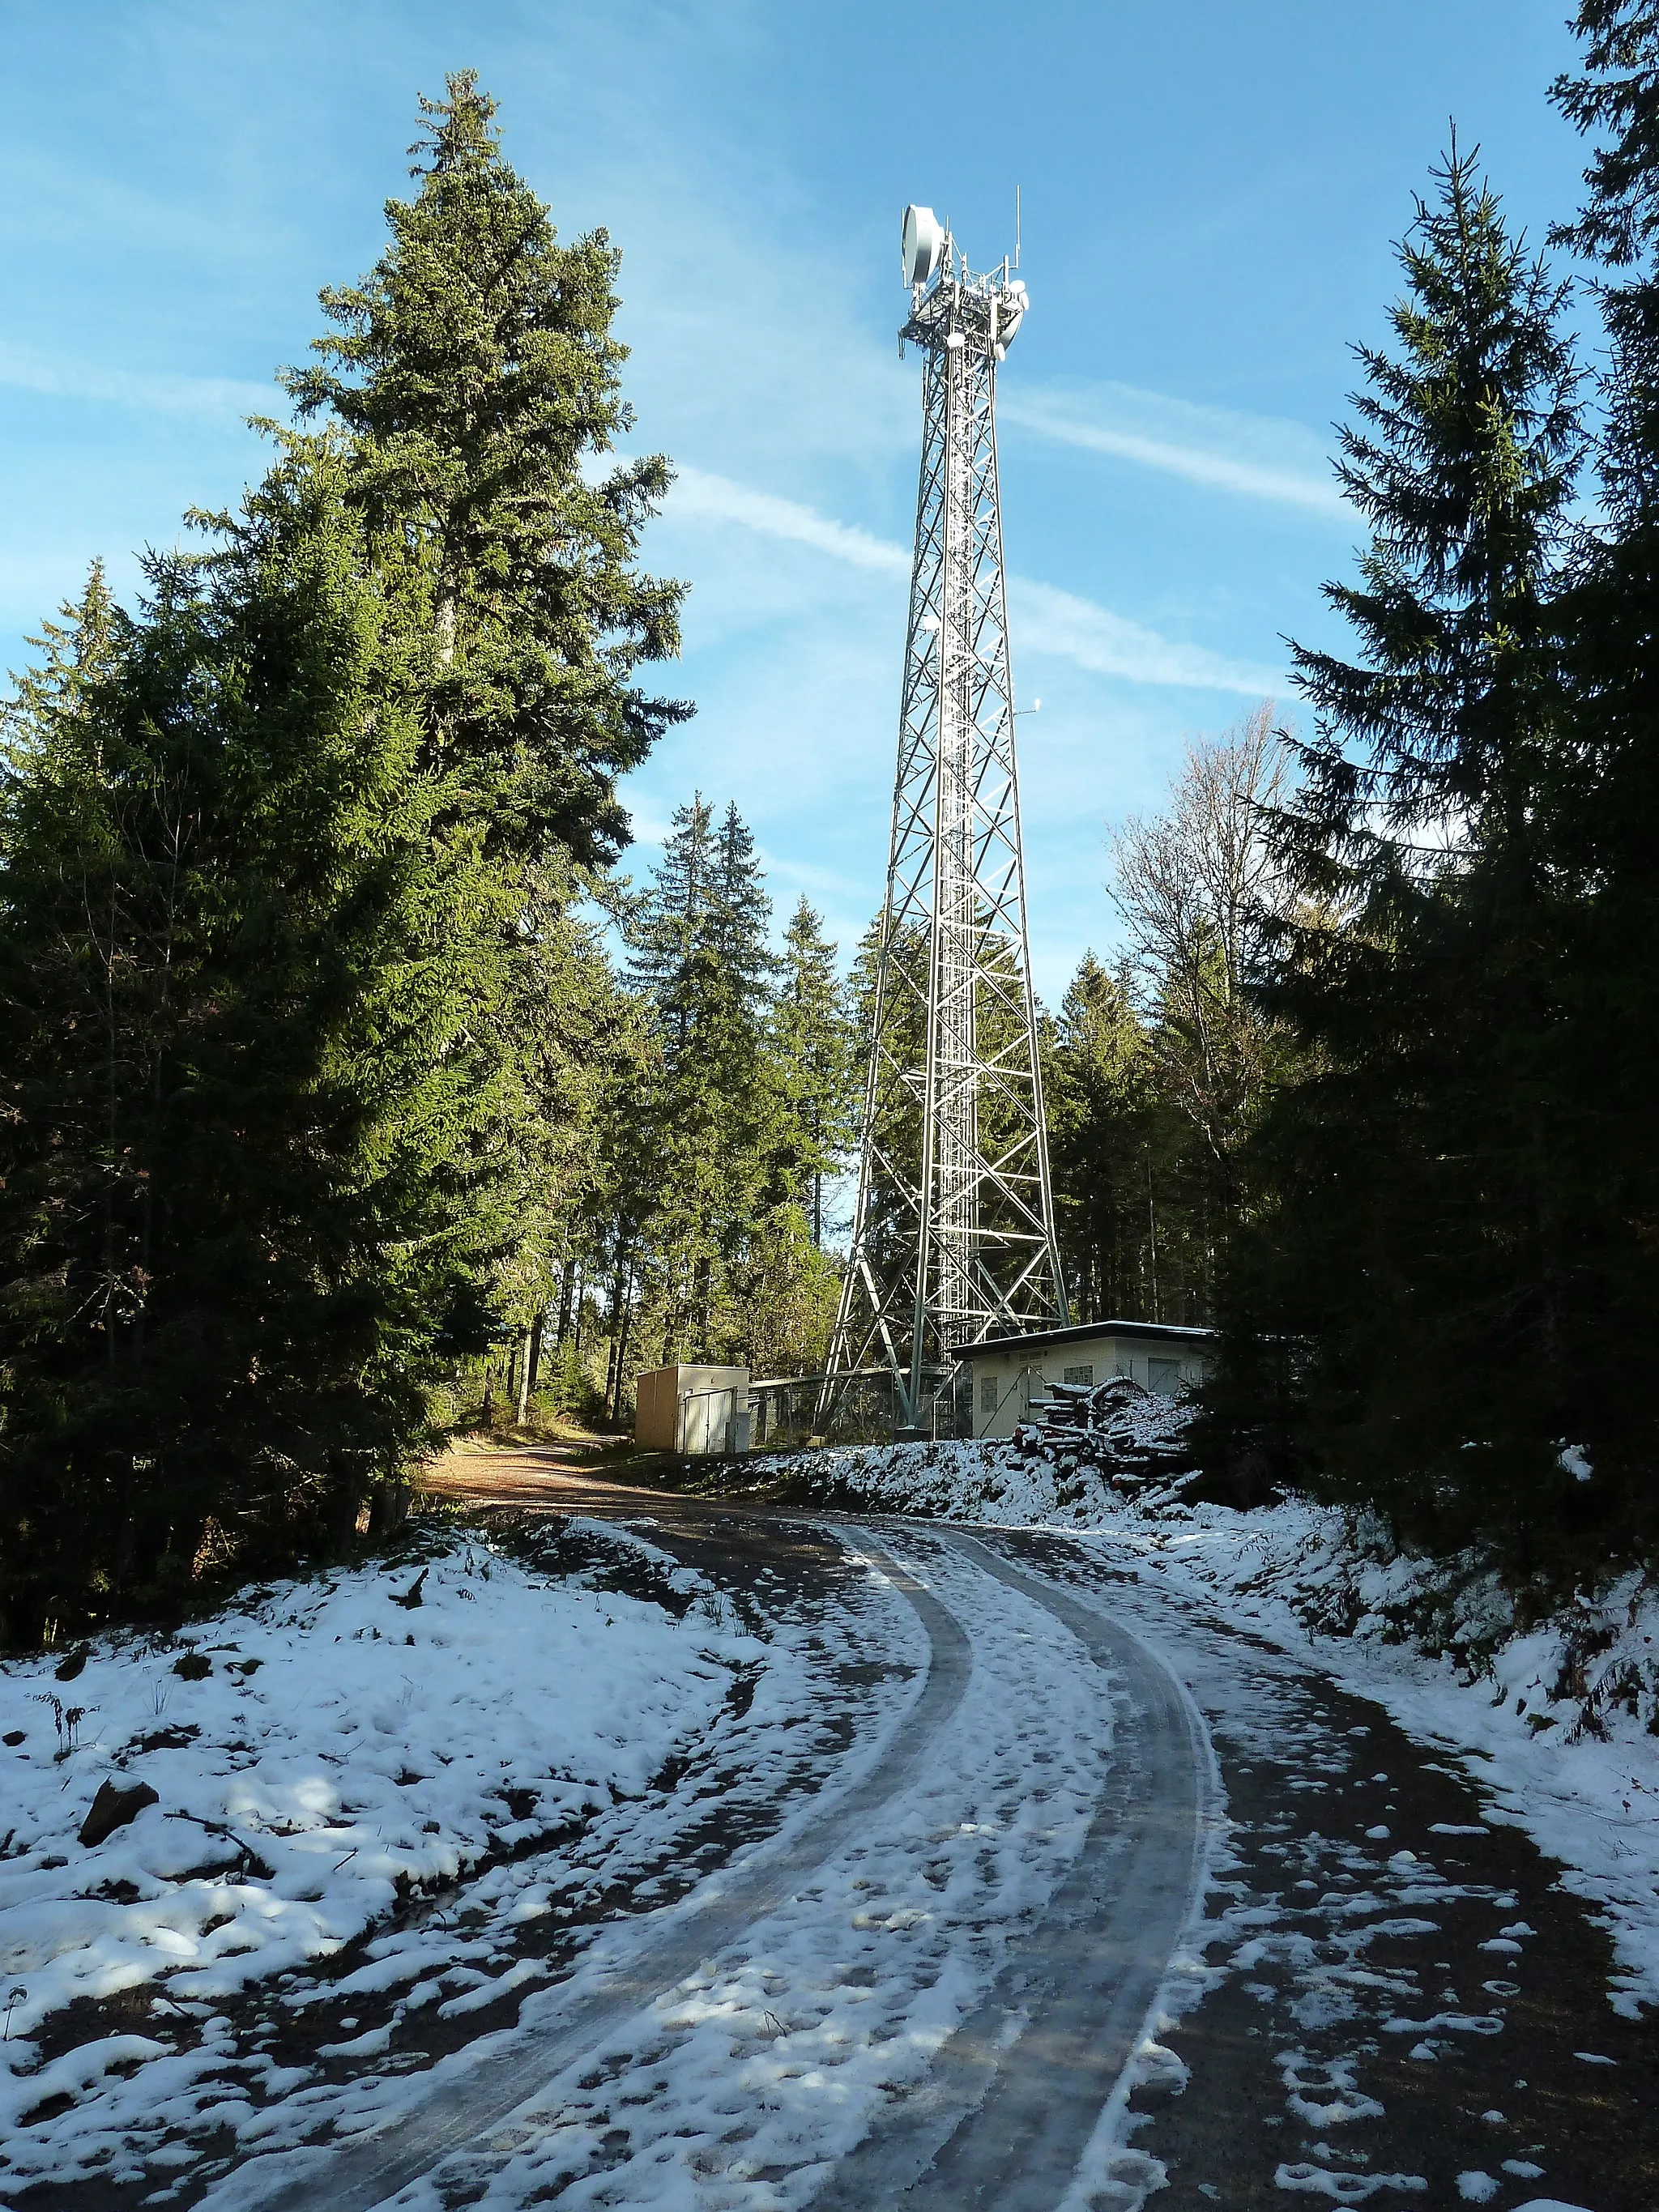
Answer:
[825,206,1066,1432]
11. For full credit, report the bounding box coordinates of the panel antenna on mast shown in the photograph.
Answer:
[823,204,1067,1437]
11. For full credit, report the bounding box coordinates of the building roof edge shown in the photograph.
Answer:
[958,1319,1217,1359]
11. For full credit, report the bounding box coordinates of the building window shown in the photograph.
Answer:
[1147,1357,1182,1395]
[1063,1363,1094,1386]
[980,1375,999,1413]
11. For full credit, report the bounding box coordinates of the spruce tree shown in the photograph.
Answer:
[627,797,775,1357]
[1219,147,1585,1543]
[844,911,927,1316]
[284,70,689,876]
[713,803,779,1015]
[1285,144,1580,868]
[1552,2,1659,520]
[0,78,690,1632]
[1046,957,1161,1322]
[0,458,496,1633]
[770,898,858,1248]
[1546,4,1659,1522]
[270,70,692,1443]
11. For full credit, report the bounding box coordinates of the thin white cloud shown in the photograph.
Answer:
[0,342,276,421]
[618,806,678,849]
[667,467,1281,696]
[1009,578,1282,696]
[672,464,910,576]
[1002,381,1346,520]
[756,847,871,903]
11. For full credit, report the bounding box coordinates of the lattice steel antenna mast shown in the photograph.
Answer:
[826,205,1067,1431]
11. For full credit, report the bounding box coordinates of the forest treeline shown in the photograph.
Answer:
[0,78,881,1643]
[5,7,1659,1641]
[1105,3,1659,1585]
[1081,3,1659,1580]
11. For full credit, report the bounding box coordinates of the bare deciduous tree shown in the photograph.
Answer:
[1109,702,1294,1196]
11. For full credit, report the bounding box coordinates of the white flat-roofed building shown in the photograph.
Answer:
[960,1320,1216,1440]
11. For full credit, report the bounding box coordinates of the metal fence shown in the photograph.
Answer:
[748,1366,967,1450]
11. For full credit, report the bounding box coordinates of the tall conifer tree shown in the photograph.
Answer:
[1046,957,1164,1323]
[0,77,688,1632]
[1216,148,1584,1541]
[1545,4,1659,1515]
[770,898,858,1250]
[0,461,497,1631]
[284,71,689,876]
[627,798,775,1356]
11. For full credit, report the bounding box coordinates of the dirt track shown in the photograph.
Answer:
[16,1454,1656,2211]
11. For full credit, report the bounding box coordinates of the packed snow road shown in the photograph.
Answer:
[196,1506,1213,2212]
[3,1468,1653,2211]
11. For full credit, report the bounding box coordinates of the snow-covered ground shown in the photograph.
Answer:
[0,1522,793,2196]
[0,1510,1161,2209]
[1,1470,1631,2212]
[758,1434,1659,2021]
[379,1537,1128,2212]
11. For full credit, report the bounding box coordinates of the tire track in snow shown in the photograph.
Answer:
[813,1528,1214,2210]
[209,1530,969,2212]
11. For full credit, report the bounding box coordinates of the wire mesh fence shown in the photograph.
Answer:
[748,1366,968,1449]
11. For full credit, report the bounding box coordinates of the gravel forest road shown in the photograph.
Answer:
[31,1453,1653,2212]
[242,1524,979,2212]
[347,1454,1657,2212]
[265,1473,1214,2212]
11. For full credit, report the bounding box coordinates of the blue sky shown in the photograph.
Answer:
[0,1,1591,999]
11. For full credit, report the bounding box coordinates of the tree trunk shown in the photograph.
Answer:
[603,1250,628,1418]
[369,1482,412,1537]
[610,1264,636,1427]
[325,1475,367,1557]
[515,1323,534,1427]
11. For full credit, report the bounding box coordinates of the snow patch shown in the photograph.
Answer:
[753,1435,1659,2014]
[0,1523,780,2194]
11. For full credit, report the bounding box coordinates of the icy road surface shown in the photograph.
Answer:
[2,1473,1650,2211]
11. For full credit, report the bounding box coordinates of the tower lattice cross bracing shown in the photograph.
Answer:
[826,206,1067,1433]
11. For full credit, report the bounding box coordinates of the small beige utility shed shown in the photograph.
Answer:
[634,1363,752,1456]
[961,1321,1215,1440]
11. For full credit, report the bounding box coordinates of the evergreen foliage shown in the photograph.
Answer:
[1042,43,1659,1567]
[283,71,689,876]
[1539,3,1659,1532]
[0,464,500,1636]
[14,36,1659,1627]
[0,78,685,1639]
[772,897,861,1251]
[1045,957,1166,1323]
[610,802,850,1383]
[841,912,928,1330]
[1205,147,1593,1547]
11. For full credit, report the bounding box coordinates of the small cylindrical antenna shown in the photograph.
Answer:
[1015,185,1021,269]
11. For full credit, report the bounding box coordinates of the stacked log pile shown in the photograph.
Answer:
[1006,1374,1197,1491]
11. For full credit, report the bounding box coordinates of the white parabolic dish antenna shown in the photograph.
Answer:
[902,204,944,287]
